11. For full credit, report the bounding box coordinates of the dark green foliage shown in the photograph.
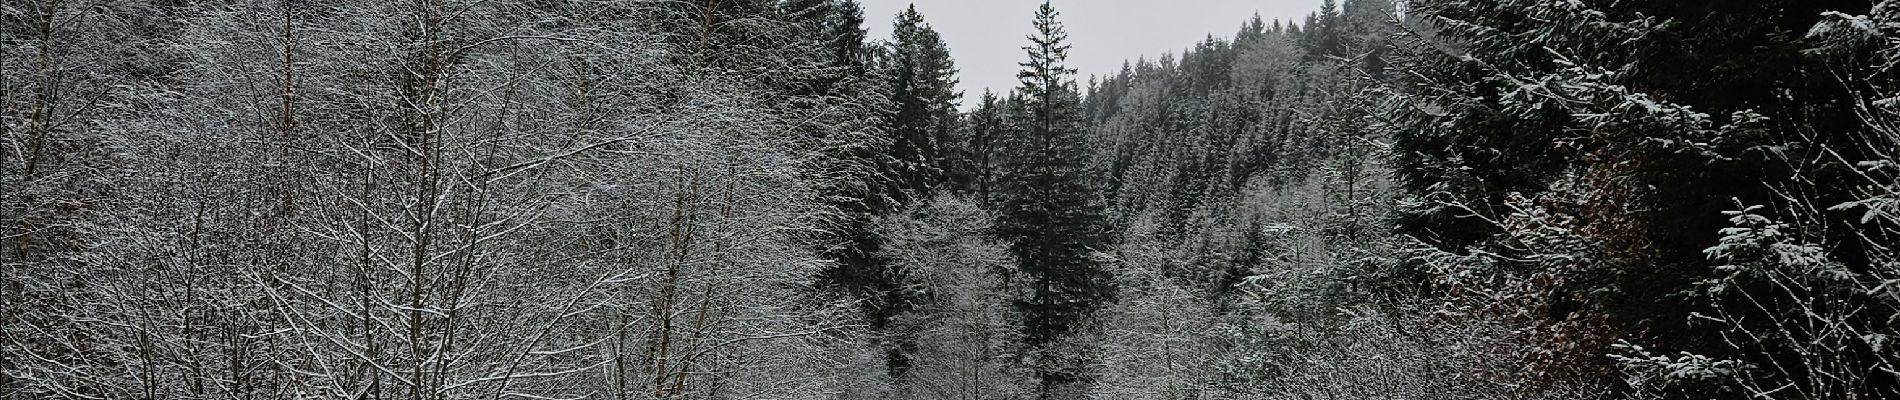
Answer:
[794,0,970,384]
[797,0,978,384]
[1306,0,1345,59]
[828,0,873,74]
[787,0,909,379]
[949,91,1008,204]
[994,2,1115,396]
[883,6,962,205]
[1387,0,1897,396]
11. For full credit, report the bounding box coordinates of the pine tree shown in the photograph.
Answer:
[997,2,1115,397]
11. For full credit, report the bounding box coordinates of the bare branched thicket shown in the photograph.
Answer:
[4,1,869,398]
[878,195,1030,399]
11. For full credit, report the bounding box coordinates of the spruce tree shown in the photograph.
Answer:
[951,91,1007,204]
[1388,0,1896,396]
[1341,0,1396,79]
[790,0,913,383]
[1310,0,1345,59]
[885,5,962,205]
[997,2,1115,397]
[828,0,872,74]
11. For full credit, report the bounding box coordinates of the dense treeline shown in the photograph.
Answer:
[5,0,1897,399]
[1074,0,1899,398]
[1383,0,1899,397]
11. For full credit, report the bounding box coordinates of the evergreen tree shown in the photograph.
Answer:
[1341,0,1396,79]
[885,5,963,205]
[996,2,1115,397]
[828,0,873,74]
[787,0,912,384]
[951,90,1008,204]
[1294,4,1343,61]
[1387,0,1895,396]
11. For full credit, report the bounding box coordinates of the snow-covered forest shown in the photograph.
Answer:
[3,0,1896,398]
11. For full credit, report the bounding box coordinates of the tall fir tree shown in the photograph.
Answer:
[885,5,962,205]
[997,2,1115,398]
[828,0,873,74]
[1310,0,1345,59]
[951,90,1008,204]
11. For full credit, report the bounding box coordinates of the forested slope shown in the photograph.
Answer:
[4,0,1897,399]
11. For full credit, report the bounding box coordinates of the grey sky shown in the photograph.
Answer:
[861,0,1323,105]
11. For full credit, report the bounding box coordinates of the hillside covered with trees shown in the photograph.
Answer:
[4,0,1896,399]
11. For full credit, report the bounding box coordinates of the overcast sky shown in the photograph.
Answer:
[861,0,1323,105]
